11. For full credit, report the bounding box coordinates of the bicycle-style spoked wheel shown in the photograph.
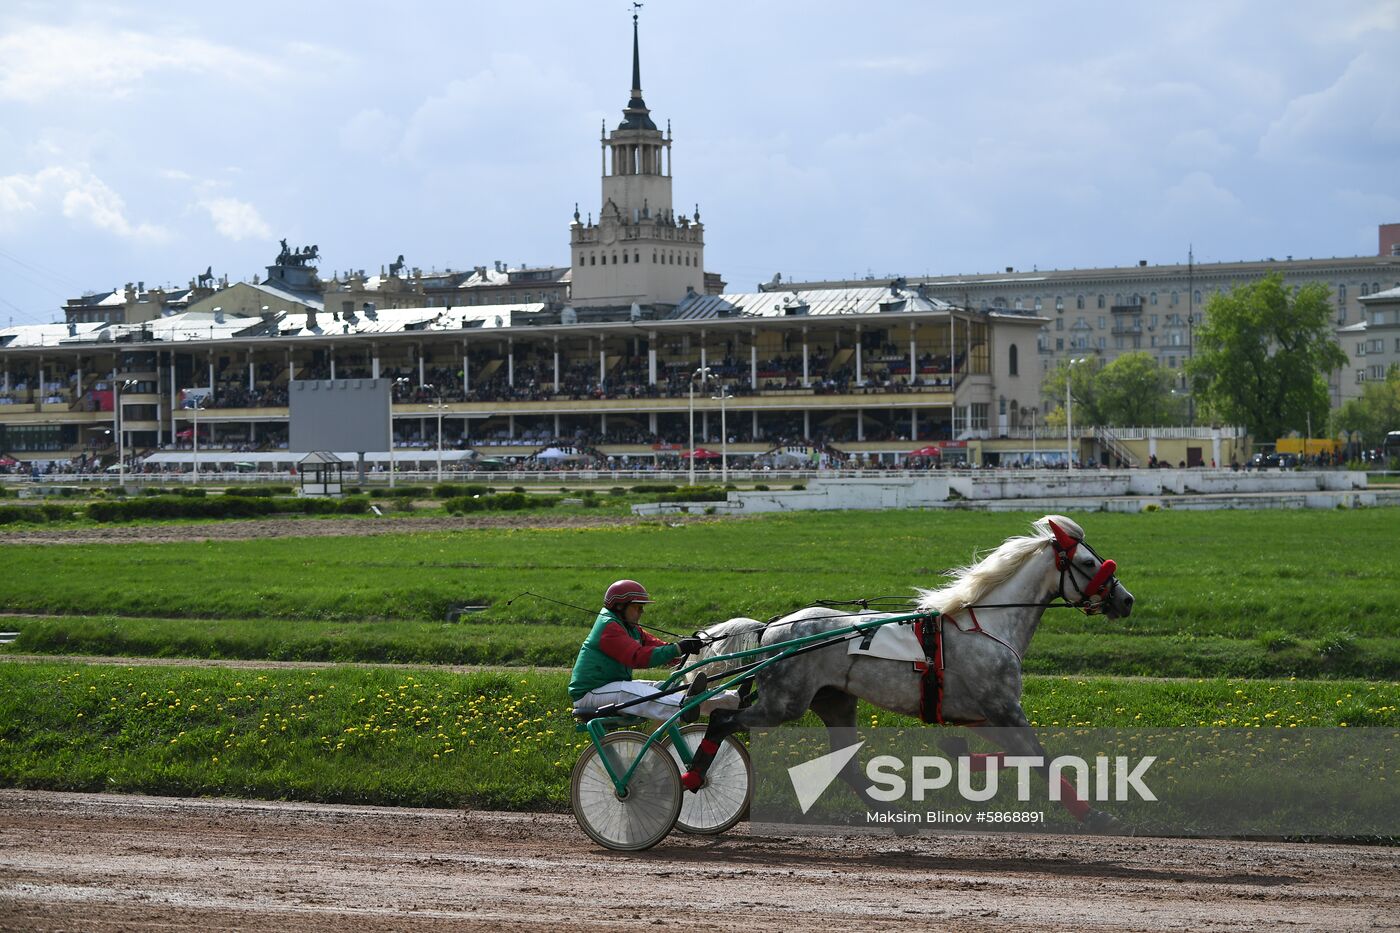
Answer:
[571,730,682,851]
[663,724,751,835]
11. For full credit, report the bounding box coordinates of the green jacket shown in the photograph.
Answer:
[568,610,680,701]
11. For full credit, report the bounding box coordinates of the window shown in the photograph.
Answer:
[1014,298,1023,310]
[1056,338,1064,351]
[1193,290,1202,304]
[1055,318,1064,331]
[1171,290,1179,306]
[1168,356,1176,368]
[1009,344,1019,376]
[1034,297,1042,310]
[970,403,989,430]
[1076,294,1085,310]
[1056,296,1064,310]
[1097,337,1106,349]
[1150,292,1158,305]
[1338,284,1347,306]
[1150,314,1157,328]
[1394,337,1400,352]
[1098,316,1106,330]
[623,253,628,263]
[1361,283,1370,297]
[1097,295,1106,309]
[1376,311,1388,325]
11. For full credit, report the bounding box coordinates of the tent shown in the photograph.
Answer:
[907,445,942,458]
[681,447,722,460]
[0,455,18,467]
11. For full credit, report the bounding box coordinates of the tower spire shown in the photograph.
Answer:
[620,4,657,131]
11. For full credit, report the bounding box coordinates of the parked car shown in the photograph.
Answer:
[1246,453,1280,470]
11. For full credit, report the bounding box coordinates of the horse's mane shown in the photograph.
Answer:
[915,514,1081,614]
[689,617,766,681]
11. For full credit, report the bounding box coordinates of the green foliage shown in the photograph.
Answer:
[1043,353,1185,427]
[656,485,729,503]
[85,494,346,522]
[1187,274,1348,439]
[443,495,486,514]
[631,484,677,494]
[222,486,294,498]
[1333,364,1400,446]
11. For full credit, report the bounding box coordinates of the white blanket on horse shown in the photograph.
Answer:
[846,620,924,663]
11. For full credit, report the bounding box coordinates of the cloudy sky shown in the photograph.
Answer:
[1,0,1396,324]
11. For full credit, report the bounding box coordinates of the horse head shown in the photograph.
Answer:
[1037,515,1134,619]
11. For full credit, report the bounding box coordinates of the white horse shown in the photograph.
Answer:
[682,514,1135,830]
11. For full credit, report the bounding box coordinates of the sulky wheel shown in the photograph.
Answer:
[663,724,752,835]
[571,730,682,851]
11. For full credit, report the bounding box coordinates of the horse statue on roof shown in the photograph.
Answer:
[683,514,1135,830]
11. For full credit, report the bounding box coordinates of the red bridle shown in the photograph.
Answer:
[1046,519,1118,610]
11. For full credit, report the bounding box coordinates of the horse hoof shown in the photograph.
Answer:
[1081,809,1122,834]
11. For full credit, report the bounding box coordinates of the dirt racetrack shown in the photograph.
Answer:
[1,790,1396,932]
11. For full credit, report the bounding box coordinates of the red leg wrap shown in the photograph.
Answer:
[967,752,1006,773]
[1058,776,1092,820]
[680,770,704,792]
[697,739,720,756]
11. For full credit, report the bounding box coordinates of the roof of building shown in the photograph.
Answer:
[667,285,963,321]
[1360,285,1400,302]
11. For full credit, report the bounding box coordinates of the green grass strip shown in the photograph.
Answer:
[2,509,1397,640]
[0,662,1394,810]
[4,616,1397,680]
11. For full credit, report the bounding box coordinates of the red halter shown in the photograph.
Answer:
[1046,519,1118,609]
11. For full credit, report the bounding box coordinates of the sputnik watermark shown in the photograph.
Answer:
[788,742,1156,814]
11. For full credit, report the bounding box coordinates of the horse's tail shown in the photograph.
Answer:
[686,617,766,682]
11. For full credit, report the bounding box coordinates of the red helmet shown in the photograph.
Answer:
[604,579,653,611]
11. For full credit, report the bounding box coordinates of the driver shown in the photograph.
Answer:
[569,579,738,722]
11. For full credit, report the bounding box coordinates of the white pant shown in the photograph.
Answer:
[574,679,742,722]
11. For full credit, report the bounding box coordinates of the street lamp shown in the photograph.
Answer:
[388,377,410,488]
[423,383,447,483]
[114,378,138,486]
[710,379,732,484]
[189,394,206,484]
[688,366,711,487]
[1065,358,1088,470]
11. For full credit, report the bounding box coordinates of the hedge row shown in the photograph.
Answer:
[86,495,370,522]
[222,486,295,497]
[656,485,731,503]
[0,503,73,524]
[442,493,559,514]
[140,487,207,498]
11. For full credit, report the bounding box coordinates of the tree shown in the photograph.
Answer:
[1041,353,1184,427]
[1186,275,1347,440]
[1333,364,1400,449]
[1095,352,1186,426]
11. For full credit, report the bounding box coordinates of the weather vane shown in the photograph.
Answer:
[632,1,643,21]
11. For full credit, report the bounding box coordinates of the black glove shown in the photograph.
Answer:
[676,636,704,656]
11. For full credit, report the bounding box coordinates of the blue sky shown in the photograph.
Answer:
[1,0,1397,324]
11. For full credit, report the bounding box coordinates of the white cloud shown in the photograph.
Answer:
[0,165,165,240]
[1162,171,1242,220]
[0,24,282,102]
[198,198,272,242]
[340,108,402,156]
[1260,50,1400,161]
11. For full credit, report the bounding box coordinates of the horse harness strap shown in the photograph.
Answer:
[911,609,1022,725]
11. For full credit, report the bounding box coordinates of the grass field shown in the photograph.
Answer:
[2,508,1397,678]
[0,662,1393,810]
[1,506,1396,810]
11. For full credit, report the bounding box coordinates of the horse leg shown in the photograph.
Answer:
[966,710,1119,832]
[679,678,814,793]
[810,687,917,834]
